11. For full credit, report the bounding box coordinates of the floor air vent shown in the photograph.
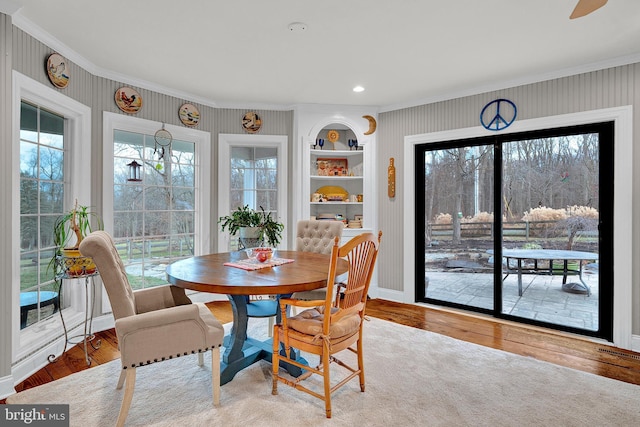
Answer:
[598,347,640,361]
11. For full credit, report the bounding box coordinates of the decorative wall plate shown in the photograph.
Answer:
[46,53,69,89]
[242,111,262,133]
[327,130,340,143]
[115,87,143,114]
[179,103,200,127]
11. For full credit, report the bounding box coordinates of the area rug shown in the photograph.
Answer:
[7,317,640,426]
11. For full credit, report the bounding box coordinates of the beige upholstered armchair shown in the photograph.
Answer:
[290,220,344,303]
[272,231,381,418]
[79,231,224,427]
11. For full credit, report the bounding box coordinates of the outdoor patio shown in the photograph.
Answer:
[425,266,599,331]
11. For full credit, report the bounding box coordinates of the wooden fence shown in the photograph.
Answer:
[427,220,573,240]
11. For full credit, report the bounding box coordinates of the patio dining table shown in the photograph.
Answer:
[492,249,598,296]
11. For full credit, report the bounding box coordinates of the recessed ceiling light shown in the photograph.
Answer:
[353,86,365,93]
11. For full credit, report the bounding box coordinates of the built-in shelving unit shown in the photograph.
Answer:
[303,125,372,240]
[309,149,363,219]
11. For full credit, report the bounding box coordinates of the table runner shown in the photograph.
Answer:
[224,257,294,271]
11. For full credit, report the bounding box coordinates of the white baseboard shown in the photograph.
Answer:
[631,334,640,353]
[0,374,16,400]
[7,337,67,399]
[372,286,405,302]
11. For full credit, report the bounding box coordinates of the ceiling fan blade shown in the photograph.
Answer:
[570,0,608,19]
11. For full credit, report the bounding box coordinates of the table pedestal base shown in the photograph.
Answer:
[221,294,307,385]
[221,335,307,385]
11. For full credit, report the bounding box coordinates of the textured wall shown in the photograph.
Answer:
[5,12,640,371]
[11,27,294,253]
[3,23,294,385]
[0,11,14,384]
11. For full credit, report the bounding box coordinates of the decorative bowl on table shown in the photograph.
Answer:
[245,247,274,263]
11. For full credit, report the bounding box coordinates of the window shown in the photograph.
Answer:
[227,146,278,250]
[13,71,91,362]
[217,134,288,252]
[19,101,65,329]
[113,130,197,289]
[103,113,211,293]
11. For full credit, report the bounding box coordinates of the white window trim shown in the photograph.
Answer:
[217,133,288,252]
[403,106,634,350]
[11,71,92,362]
[102,112,212,310]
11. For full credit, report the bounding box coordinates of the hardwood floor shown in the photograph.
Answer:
[2,299,639,403]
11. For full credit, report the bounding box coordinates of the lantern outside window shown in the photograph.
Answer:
[127,160,142,182]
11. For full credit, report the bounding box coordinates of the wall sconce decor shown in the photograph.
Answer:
[127,160,142,182]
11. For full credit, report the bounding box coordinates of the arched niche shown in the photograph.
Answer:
[306,117,371,149]
[315,123,359,151]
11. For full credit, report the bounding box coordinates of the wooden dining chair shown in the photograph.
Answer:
[79,231,224,427]
[249,220,345,327]
[272,231,381,418]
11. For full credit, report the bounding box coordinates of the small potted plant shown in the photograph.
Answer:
[50,200,103,277]
[218,205,284,248]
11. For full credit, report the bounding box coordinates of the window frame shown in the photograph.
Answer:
[102,112,211,304]
[217,133,288,252]
[403,106,633,349]
[12,71,92,361]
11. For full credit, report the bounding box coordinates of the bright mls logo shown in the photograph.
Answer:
[480,99,517,131]
[2,405,69,426]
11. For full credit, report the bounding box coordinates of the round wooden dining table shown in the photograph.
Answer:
[166,250,348,385]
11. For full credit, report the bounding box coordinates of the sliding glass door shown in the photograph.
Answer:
[418,142,496,311]
[415,123,613,340]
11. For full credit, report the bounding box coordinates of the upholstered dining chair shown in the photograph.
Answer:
[290,220,345,303]
[246,294,279,337]
[79,231,224,427]
[272,231,381,418]
[251,220,345,324]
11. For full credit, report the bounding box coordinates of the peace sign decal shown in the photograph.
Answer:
[480,98,517,131]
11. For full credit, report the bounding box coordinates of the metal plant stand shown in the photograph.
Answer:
[48,255,101,366]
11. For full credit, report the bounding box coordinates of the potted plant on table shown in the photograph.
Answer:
[218,205,284,249]
[50,200,104,278]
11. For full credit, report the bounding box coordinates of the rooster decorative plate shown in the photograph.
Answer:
[115,87,143,114]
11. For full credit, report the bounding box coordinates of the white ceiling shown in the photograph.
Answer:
[7,0,640,110]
